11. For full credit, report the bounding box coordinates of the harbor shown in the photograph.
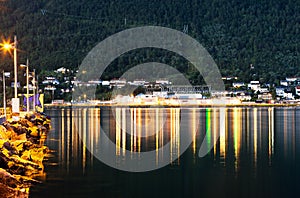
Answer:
[0,0,299,197]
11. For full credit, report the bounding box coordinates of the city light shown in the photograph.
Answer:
[3,43,12,50]
[0,39,13,55]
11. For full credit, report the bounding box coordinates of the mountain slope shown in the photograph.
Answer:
[0,0,299,83]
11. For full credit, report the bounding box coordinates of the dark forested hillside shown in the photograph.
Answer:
[0,0,299,83]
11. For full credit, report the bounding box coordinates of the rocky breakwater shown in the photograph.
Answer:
[0,113,51,198]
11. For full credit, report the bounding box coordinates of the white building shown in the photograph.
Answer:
[286,77,297,82]
[284,92,294,100]
[110,79,126,88]
[102,81,110,86]
[128,80,147,86]
[153,91,168,97]
[258,93,272,100]
[232,82,245,88]
[248,81,260,92]
[42,77,59,85]
[134,94,158,104]
[258,87,269,93]
[276,87,285,97]
[174,93,202,99]
[88,80,102,85]
[295,86,300,96]
[55,67,70,74]
[156,79,172,85]
[280,80,288,87]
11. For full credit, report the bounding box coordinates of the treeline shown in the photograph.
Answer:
[0,0,299,84]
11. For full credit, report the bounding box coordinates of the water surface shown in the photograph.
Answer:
[31,107,300,198]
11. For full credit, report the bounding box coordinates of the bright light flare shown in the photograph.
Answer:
[3,43,12,50]
[0,39,14,56]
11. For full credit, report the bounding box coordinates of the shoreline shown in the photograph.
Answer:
[44,103,300,108]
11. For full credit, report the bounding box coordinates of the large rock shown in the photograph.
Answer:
[0,112,51,196]
[0,126,9,140]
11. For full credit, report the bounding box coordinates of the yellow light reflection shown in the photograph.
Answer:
[206,109,211,153]
[284,109,287,157]
[166,108,181,165]
[160,109,164,160]
[219,108,226,166]
[60,109,64,167]
[72,110,77,165]
[66,109,70,173]
[95,108,100,154]
[130,108,134,153]
[137,108,142,153]
[213,108,218,159]
[133,108,137,152]
[115,108,121,156]
[89,109,93,165]
[145,109,148,140]
[82,109,87,173]
[156,108,159,165]
[268,107,274,165]
[122,108,126,155]
[233,108,241,172]
[291,109,296,160]
[192,108,197,155]
[176,108,180,164]
[253,108,257,170]
[170,108,174,163]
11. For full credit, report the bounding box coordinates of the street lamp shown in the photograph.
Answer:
[2,71,7,118]
[33,69,36,112]
[20,59,29,113]
[1,35,19,115]
[1,36,18,98]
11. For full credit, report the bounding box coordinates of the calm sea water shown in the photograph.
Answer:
[30,107,300,198]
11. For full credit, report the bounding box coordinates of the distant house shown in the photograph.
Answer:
[258,93,272,100]
[275,86,285,97]
[284,92,294,100]
[128,80,147,86]
[156,79,172,85]
[222,76,238,81]
[55,67,69,74]
[110,78,126,88]
[101,81,110,86]
[286,77,297,82]
[88,80,102,85]
[248,81,260,92]
[44,85,56,91]
[282,87,294,99]
[236,92,251,101]
[280,80,288,87]
[295,86,300,96]
[232,82,245,88]
[42,77,60,85]
[258,87,269,93]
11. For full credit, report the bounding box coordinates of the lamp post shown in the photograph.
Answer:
[33,69,36,112]
[2,71,6,118]
[13,36,17,98]
[21,59,29,113]
[1,35,19,115]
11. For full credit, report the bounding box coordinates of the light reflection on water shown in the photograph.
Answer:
[31,107,300,198]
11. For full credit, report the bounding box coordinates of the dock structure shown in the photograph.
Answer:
[145,85,211,95]
[166,85,211,94]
